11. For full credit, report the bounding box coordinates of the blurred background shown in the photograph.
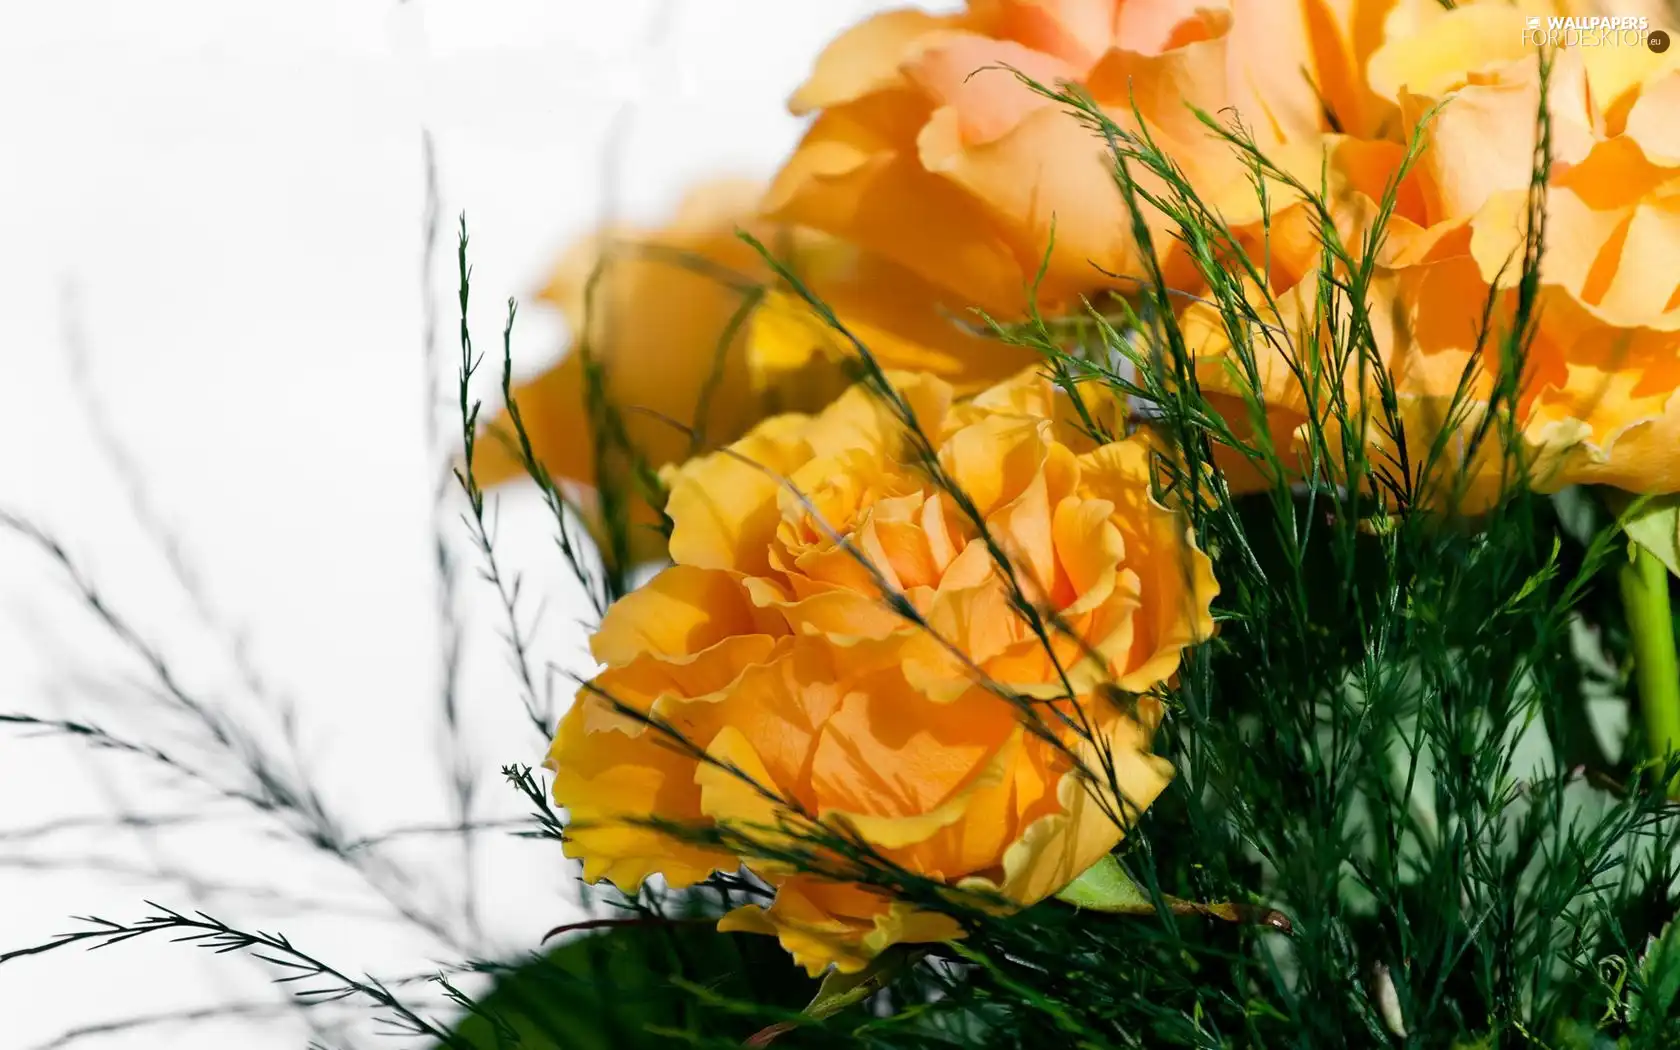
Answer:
[0,2,929,1045]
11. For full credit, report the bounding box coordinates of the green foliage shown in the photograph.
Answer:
[448,921,817,1050]
[1629,921,1680,1034]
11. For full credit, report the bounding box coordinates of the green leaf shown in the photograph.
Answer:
[1630,920,1680,1030]
[803,950,911,1022]
[1606,491,1680,579]
[1053,854,1291,932]
[443,919,816,1049]
[1055,853,1154,912]
[745,947,925,1046]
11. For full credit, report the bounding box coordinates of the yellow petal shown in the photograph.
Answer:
[1366,3,1532,100]
[809,667,1020,830]
[719,877,964,977]
[1624,74,1680,164]
[695,723,807,859]
[591,564,779,665]
[665,415,815,574]
[1050,495,1124,615]
[964,717,1172,906]
[546,699,732,890]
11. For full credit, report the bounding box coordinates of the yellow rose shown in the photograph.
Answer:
[470,179,1034,556]
[765,0,1331,319]
[547,367,1218,975]
[1186,1,1680,503]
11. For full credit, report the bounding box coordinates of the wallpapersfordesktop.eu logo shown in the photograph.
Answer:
[1523,14,1669,52]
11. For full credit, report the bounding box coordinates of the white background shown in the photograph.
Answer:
[0,2,923,1046]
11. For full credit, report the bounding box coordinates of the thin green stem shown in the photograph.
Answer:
[1619,542,1680,795]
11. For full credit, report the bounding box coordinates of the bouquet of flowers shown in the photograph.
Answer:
[8,0,1680,1046]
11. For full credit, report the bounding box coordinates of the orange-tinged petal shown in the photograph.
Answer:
[1122,534,1219,691]
[810,667,1020,822]
[744,576,909,656]
[1470,174,1680,333]
[799,369,957,462]
[825,745,1006,854]
[765,96,1031,315]
[903,555,1022,702]
[938,413,1062,517]
[1226,0,1395,143]
[962,715,1171,906]
[1551,391,1680,493]
[1051,495,1125,615]
[1521,326,1680,493]
[532,177,768,320]
[790,8,961,115]
[1578,42,1670,130]
[1082,10,1238,147]
[959,364,1061,420]
[889,725,1029,875]
[693,724,816,871]
[471,179,852,567]
[861,512,946,591]
[1112,0,1221,53]
[1079,439,1219,688]
[1593,195,1680,328]
[970,0,1124,67]
[923,98,1142,310]
[1556,135,1675,213]
[707,643,847,801]
[1405,61,1597,225]
[958,364,1138,451]
[988,435,1082,602]
[1059,572,1145,693]
[902,31,1076,145]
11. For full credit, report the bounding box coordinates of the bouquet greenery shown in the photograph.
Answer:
[7,1,1680,1047]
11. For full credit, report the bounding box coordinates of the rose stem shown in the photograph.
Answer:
[1619,542,1680,797]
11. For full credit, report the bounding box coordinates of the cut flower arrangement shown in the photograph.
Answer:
[6,0,1680,1047]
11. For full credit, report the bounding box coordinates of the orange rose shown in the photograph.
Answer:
[1452,59,1680,494]
[547,367,1218,975]
[1185,0,1680,503]
[470,179,1034,555]
[766,0,1335,319]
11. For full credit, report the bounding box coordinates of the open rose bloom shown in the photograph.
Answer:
[766,0,1332,318]
[1177,0,1680,505]
[547,368,1217,974]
